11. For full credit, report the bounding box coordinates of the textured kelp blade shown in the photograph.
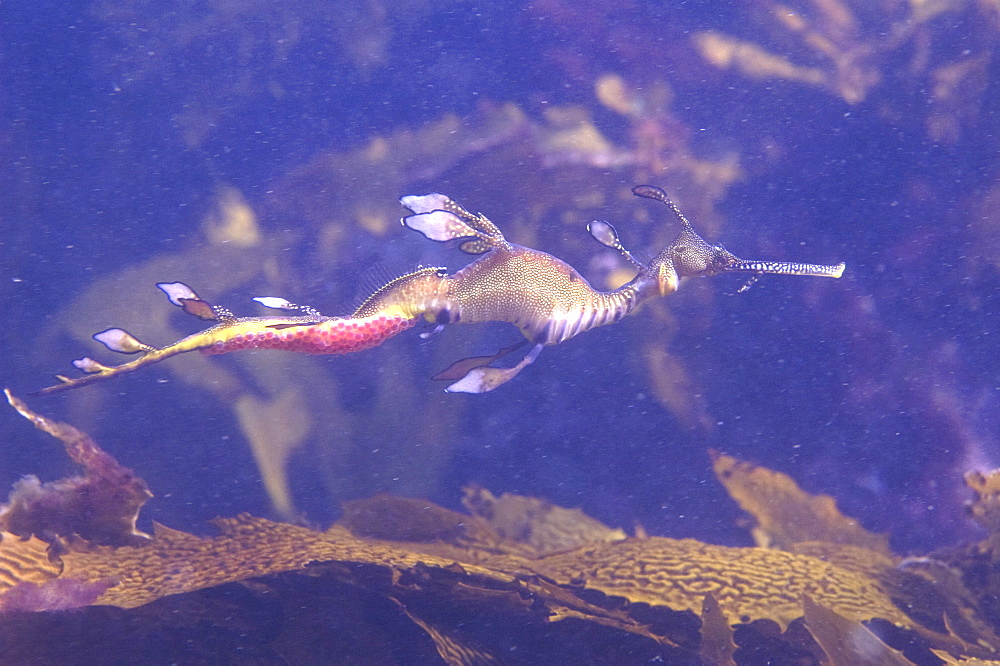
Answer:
[711,451,891,553]
[0,573,447,663]
[339,491,911,630]
[461,485,627,557]
[341,488,628,559]
[0,561,675,663]
[803,596,912,665]
[0,497,989,661]
[340,493,496,545]
[1,399,989,663]
[396,601,503,666]
[1,510,911,629]
[878,557,1000,655]
[699,593,736,666]
[0,535,61,594]
[64,518,498,609]
[526,536,912,630]
[23,517,682,660]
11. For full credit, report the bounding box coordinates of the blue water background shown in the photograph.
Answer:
[1,1,998,553]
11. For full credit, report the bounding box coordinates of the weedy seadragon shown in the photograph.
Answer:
[34,186,844,396]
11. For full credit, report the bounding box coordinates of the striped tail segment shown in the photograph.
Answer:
[202,314,418,356]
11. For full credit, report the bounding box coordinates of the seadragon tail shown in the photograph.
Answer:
[33,284,419,396]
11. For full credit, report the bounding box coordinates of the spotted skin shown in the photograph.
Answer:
[439,244,642,345]
[201,315,416,355]
[31,313,419,396]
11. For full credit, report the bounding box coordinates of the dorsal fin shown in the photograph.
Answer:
[351,265,446,317]
[252,296,323,319]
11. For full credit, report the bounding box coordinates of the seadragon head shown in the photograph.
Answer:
[628,185,845,296]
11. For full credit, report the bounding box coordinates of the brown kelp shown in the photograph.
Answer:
[3,396,1000,663]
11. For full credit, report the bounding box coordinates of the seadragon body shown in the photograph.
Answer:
[35,186,844,396]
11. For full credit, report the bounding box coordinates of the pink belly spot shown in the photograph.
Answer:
[203,315,417,356]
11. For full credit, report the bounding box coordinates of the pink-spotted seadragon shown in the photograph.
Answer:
[34,186,844,396]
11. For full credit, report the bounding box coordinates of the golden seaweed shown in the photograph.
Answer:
[711,450,890,553]
[692,0,994,142]
[6,396,1000,662]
